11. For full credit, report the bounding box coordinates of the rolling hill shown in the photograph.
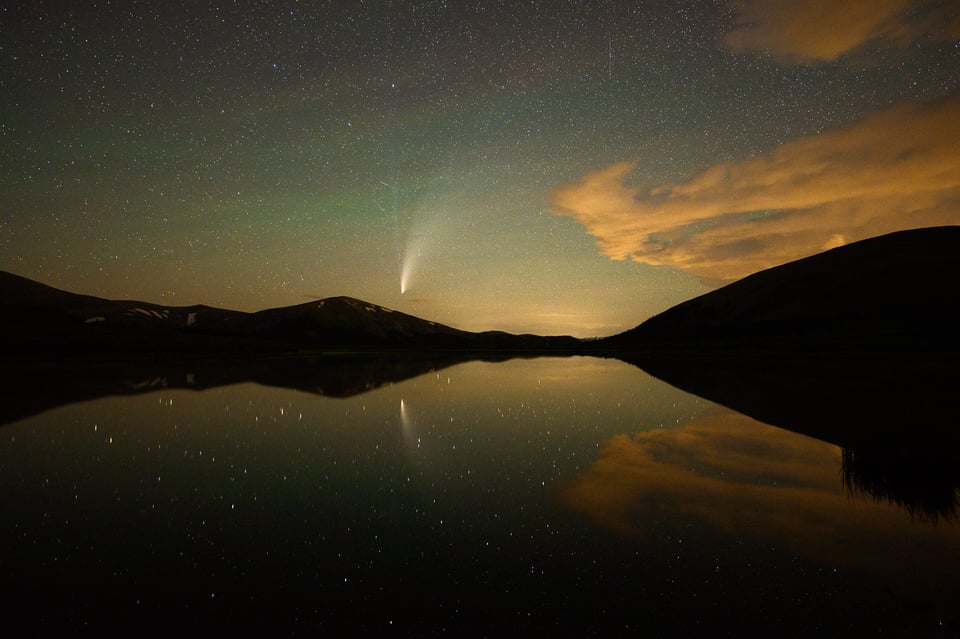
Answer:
[0,271,579,356]
[5,226,957,358]
[603,226,960,351]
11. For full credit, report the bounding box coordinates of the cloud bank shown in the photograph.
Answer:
[549,90,960,283]
[724,0,960,63]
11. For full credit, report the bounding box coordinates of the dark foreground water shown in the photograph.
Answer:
[1,356,957,636]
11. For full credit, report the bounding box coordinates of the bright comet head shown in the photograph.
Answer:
[400,240,420,296]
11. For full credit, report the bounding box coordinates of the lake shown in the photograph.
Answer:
[1,355,957,635]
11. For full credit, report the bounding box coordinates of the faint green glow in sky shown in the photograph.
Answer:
[1,1,956,336]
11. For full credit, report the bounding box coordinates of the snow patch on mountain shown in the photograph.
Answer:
[125,306,173,321]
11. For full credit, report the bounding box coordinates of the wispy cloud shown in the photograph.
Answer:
[724,0,960,63]
[549,91,960,283]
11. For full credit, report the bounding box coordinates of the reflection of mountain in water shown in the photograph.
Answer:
[0,353,520,427]
[625,353,957,449]
[624,352,959,521]
[7,349,957,521]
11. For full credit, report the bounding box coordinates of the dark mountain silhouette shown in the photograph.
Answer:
[604,226,960,351]
[7,226,957,357]
[0,270,580,356]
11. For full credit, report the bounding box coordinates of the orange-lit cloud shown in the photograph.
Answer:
[556,409,960,596]
[549,91,960,283]
[724,0,960,63]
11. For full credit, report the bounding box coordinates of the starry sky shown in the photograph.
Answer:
[2,1,958,337]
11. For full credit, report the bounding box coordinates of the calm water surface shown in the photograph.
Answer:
[1,356,957,635]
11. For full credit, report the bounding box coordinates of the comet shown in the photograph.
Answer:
[400,237,423,295]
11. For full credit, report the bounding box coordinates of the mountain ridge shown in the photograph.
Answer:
[4,225,958,357]
[0,270,580,355]
[602,225,959,351]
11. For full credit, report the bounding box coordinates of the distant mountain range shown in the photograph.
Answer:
[2,225,957,357]
[603,225,959,351]
[0,271,579,356]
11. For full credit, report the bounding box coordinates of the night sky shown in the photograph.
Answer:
[2,1,958,337]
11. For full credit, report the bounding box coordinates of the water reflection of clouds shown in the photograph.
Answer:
[558,407,960,599]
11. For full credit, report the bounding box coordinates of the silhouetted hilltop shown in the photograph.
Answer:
[604,226,960,350]
[0,271,579,356]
